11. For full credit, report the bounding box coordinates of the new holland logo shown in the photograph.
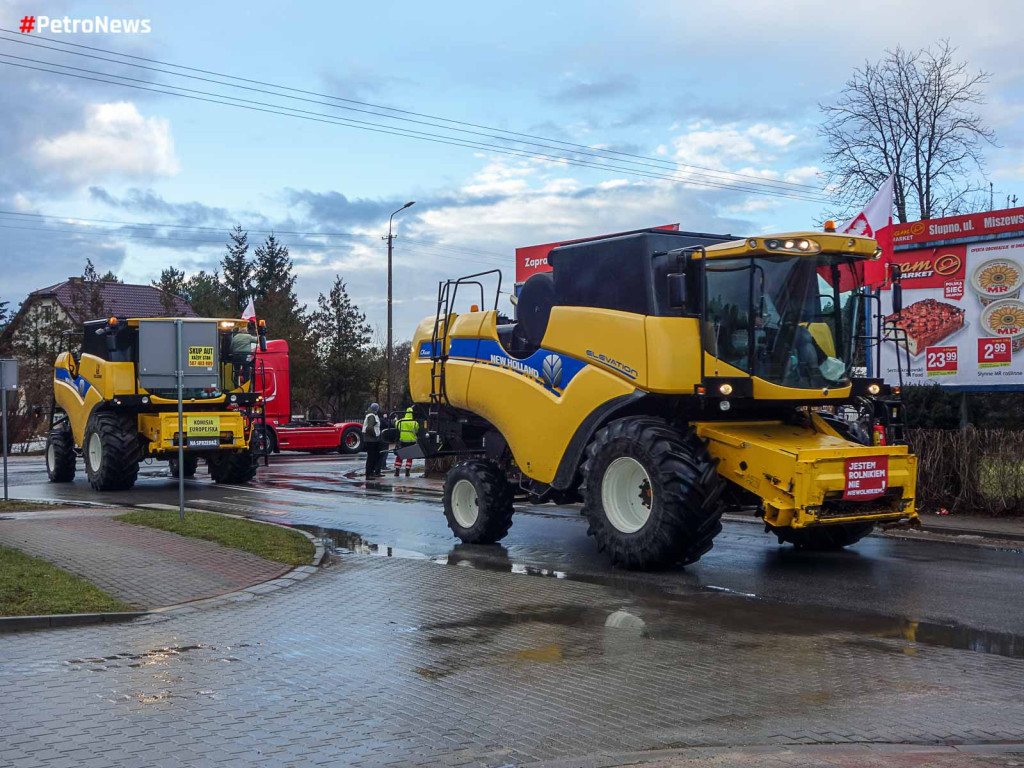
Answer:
[542,354,562,389]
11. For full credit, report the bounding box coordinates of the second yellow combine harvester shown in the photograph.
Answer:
[46,316,266,491]
[408,228,918,569]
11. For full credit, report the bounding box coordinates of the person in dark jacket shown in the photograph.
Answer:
[362,403,382,478]
[377,410,393,474]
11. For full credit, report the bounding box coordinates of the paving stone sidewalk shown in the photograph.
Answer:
[0,507,291,609]
[2,553,1023,767]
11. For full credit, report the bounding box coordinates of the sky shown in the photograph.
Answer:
[0,0,1021,338]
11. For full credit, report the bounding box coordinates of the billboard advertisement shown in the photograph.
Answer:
[879,236,1024,387]
[514,224,680,283]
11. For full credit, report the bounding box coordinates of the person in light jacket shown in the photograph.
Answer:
[394,406,419,477]
[362,403,382,478]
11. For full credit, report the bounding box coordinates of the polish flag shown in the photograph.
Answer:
[241,297,256,320]
[840,175,894,286]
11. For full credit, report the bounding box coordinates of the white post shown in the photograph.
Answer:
[1,387,8,502]
[176,319,185,522]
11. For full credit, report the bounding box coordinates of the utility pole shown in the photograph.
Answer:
[990,182,994,211]
[384,201,416,412]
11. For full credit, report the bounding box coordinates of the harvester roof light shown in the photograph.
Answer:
[258,319,266,327]
[824,220,837,232]
[718,383,733,396]
[765,238,821,255]
[471,304,480,312]
[748,239,757,248]
[867,383,881,395]
[108,317,117,325]
[219,321,235,329]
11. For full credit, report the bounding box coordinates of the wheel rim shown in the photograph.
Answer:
[451,479,479,528]
[46,442,56,472]
[87,432,103,473]
[601,456,653,534]
[346,432,360,449]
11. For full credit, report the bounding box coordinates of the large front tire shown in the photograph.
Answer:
[45,421,76,483]
[442,460,514,544]
[770,522,874,550]
[208,451,258,485]
[581,417,725,570]
[83,412,140,491]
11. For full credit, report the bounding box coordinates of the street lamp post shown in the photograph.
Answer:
[385,201,415,412]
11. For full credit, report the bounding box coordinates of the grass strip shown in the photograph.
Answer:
[114,509,314,566]
[0,545,130,616]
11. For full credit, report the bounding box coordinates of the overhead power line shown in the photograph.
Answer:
[0,28,824,195]
[0,53,830,204]
[0,209,508,262]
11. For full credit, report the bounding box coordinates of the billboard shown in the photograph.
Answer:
[891,206,1024,247]
[515,224,680,283]
[879,236,1024,387]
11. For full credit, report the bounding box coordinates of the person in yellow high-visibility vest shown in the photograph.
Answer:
[394,406,419,477]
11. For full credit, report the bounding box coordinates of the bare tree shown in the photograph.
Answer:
[820,40,996,222]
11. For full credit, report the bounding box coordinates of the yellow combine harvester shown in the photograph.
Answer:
[407,228,918,569]
[46,316,266,491]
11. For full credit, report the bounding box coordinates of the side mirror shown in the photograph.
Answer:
[892,283,903,315]
[668,273,688,309]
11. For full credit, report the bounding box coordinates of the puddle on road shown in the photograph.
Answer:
[292,521,1024,662]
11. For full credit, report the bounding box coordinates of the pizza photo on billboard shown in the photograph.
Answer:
[883,298,966,357]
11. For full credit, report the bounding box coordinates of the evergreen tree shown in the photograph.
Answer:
[185,270,229,317]
[152,267,186,315]
[252,234,314,405]
[0,299,9,334]
[309,277,372,418]
[221,225,251,315]
[69,259,108,321]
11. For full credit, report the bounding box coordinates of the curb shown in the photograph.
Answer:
[0,505,326,633]
[522,740,1024,768]
[0,611,149,634]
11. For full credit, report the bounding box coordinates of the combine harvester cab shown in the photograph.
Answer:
[47,316,267,491]
[408,228,918,569]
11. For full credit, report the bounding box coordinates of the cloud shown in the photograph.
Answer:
[89,187,230,226]
[34,102,178,183]
[551,75,635,103]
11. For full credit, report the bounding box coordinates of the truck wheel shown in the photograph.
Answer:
[770,522,874,550]
[168,454,199,478]
[208,451,258,485]
[253,425,276,455]
[339,426,363,455]
[83,412,140,491]
[443,460,514,544]
[45,422,76,483]
[581,417,725,570]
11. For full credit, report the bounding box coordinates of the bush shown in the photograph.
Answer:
[907,427,1024,516]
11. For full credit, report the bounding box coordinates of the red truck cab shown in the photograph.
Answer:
[254,339,364,454]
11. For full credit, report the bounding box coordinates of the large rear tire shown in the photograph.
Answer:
[83,412,140,491]
[208,451,258,485]
[770,522,874,550]
[168,454,199,479]
[339,426,363,455]
[443,459,514,544]
[45,421,76,483]
[581,417,725,570]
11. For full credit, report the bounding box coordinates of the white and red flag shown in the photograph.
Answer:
[839,174,894,286]
[241,297,256,321]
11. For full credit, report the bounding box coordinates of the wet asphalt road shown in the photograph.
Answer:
[6,452,1024,641]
